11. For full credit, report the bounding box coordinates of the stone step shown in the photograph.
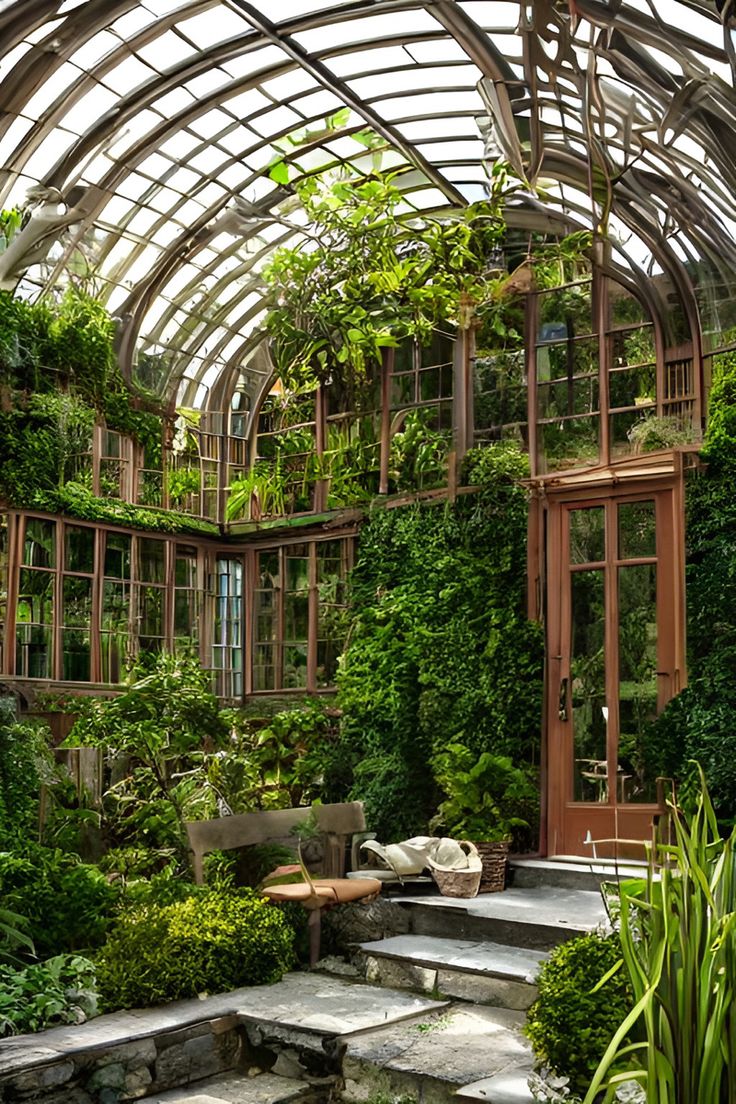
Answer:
[342,1001,534,1104]
[510,856,646,893]
[456,1071,534,1104]
[0,973,448,1103]
[140,1070,319,1103]
[356,935,547,1010]
[395,886,606,951]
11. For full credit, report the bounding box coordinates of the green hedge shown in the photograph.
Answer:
[96,888,295,1010]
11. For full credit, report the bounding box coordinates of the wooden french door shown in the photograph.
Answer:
[546,480,684,856]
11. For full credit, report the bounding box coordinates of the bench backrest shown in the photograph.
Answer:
[185,801,366,884]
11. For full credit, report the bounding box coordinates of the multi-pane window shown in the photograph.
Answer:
[251,538,351,693]
[101,532,131,682]
[174,544,200,654]
[213,557,243,698]
[389,334,454,491]
[61,526,95,681]
[16,518,56,679]
[136,538,167,655]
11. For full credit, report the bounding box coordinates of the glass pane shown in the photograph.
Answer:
[62,629,91,682]
[609,365,656,410]
[175,546,198,587]
[138,538,166,583]
[538,337,598,385]
[569,507,605,564]
[100,631,128,683]
[105,533,131,579]
[65,526,94,574]
[283,644,308,688]
[174,590,199,639]
[138,585,164,637]
[540,417,599,471]
[618,501,656,560]
[63,576,92,627]
[618,564,658,803]
[17,568,54,626]
[611,327,655,368]
[16,623,53,678]
[102,581,129,630]
[537,375,599,419]
[253,643,275,691]
[571,569,608,802]
[23,519,55,568]
[538,284,593,333]
[284,593,309,640]
[258,551,279,588]
[285,548,309,592]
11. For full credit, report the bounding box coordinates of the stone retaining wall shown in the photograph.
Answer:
[0,1015,241,1104]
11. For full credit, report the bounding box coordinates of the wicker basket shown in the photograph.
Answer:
[475,840,510,893]
[430,864,482,898]
[429,839,482,898]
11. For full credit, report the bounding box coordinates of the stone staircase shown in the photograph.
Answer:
[0,862,612,1104]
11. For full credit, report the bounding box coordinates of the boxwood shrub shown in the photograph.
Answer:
[525,931,633,1096]
[96,887,295,1011]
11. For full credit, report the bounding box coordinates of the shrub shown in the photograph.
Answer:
[525,932,633,1096]
[0,699,54,847]
[0,955,97,1037]
[0,844,118,957]
[96,887,295,1010]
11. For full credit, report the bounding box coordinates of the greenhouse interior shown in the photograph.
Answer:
[0,1,735,1101]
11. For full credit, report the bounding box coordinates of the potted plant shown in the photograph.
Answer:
[430,743,537,891]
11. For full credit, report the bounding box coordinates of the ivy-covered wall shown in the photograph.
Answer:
[329,443,544,842]
[646,345,736,817]
[0,289,164,513]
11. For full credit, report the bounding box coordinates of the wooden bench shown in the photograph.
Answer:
[185,801,367,885]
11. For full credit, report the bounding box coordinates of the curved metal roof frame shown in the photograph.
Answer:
[0,0,733,411]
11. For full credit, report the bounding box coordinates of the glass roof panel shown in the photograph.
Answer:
[0,0,730,407]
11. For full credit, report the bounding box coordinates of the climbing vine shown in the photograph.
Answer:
[331,442,543,842]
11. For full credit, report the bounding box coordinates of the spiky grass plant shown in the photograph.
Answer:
[585,766,736,1103]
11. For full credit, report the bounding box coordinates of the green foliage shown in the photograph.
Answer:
[96,887,295,1011]
[390,409,450,492]
[0,287,168,514]
[644,342,736,816]
[263,167,519,401]
[0,698,55,848]
[525,932,633,1097]
[334,442,543,842]
[627,413,693,454]
[34,482,219,535]
[0,844,118,957]
[0,906,34,966]
[430,743,537,843]
[0,392,94,504]
[68,654,228,855]
[585,769,736,1103]
[0,954,97,1038]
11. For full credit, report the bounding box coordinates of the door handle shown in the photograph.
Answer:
[558,677,569,722]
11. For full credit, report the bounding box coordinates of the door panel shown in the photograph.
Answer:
[546,483,681,856]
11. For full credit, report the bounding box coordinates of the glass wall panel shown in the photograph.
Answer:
[316,539,348,689]
[569,507,605,564]
[213,557,243,697]
[173,544,199,652]
[618,563,658,803]
[253,550,279,691]
[23,518,56,569]
[571,569,608,802]
[101,532,131,683]
[16,567,54,678]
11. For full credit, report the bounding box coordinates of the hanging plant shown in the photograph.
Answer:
[262,164,521,404]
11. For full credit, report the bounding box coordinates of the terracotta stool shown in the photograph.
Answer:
[262,867,381,966]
